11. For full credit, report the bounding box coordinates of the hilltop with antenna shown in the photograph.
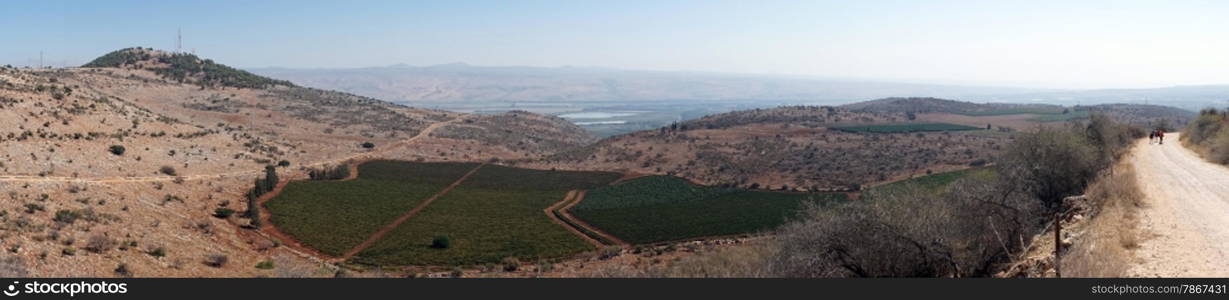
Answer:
[83,47,293,88]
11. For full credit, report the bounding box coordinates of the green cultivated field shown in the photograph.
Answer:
[351,165,621,266]
[265,160,478,256]
[830,123,982,133]
[571,176,848,244]
[874,167,998,194]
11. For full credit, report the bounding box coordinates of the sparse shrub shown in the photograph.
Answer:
[255,260,275,269]
[204,253,229,267]
[1185,110,1229,165]
[148,247,166,258]
[308,164,350,180]
[598,246,622,260]
[114,264,132,277]
[194,220,214,234]
[771,179,1043,277]
[108,145,125,156]
[213,208,235,218]
[277,160,291,167]
[361,142,375,149]
[769,114,1135,278]
[159,165,177,176]
[53,209,81,224]
[1000,125,1101,209]
[23,203,44,214]
[84,234,118,253]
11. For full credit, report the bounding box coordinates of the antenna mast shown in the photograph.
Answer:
[177,28,183,53]
[39,51,43,69]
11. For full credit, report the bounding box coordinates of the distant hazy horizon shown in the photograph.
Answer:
[5,0,1229,90]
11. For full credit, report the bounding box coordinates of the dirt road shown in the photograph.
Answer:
[1129,133,1229,277]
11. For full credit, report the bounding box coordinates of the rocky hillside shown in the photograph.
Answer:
[527,98,1193,191]
[844,97,1194,127]
[526,106,1009,191]
[1081,103,1195,129]
[0,48,595,277]
[842,97,991,114]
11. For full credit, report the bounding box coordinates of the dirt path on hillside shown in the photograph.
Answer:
[544,190,605,248]
[339,163,485,260]
[1129,133,1229,277]
[558,190,630,247]
[0,119,457,184]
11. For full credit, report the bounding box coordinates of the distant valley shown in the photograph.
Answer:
[248,64,1217,137]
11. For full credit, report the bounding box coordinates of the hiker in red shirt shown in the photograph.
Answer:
[1156,129,1165,145]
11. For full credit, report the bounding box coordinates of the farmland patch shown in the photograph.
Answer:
[571,176,848,244]
[350,166,621,265]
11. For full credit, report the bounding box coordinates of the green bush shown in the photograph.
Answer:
[159,166,177,176]
[255,260,275,269]
[148,247,166,257]
[108,145,125,156]
[1185,109,1229,164]
[54,209,81,224]
[431,236,451,249]
[214,208,235,218]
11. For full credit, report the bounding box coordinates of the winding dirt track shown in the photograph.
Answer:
[558,190,630,247]
[0,119,457,184]
[1129,133,1229,277]
[545,190,606,248]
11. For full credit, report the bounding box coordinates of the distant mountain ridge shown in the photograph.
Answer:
[247,64,1054,104]
[249,64,1229,111]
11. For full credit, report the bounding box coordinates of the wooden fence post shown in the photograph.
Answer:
[1054,212,1062,278]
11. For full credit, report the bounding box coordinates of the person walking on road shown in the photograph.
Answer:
[1156,129,1165,145]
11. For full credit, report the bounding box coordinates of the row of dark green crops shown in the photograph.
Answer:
[272,160,987,266]
[265,160,479,256]
[350,165,623,266]
[571,176,849,244]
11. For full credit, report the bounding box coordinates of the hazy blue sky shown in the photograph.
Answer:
[3,0,1227,89]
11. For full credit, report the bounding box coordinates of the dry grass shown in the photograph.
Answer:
[1061,162,1144,277]
[580,243,776,278]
